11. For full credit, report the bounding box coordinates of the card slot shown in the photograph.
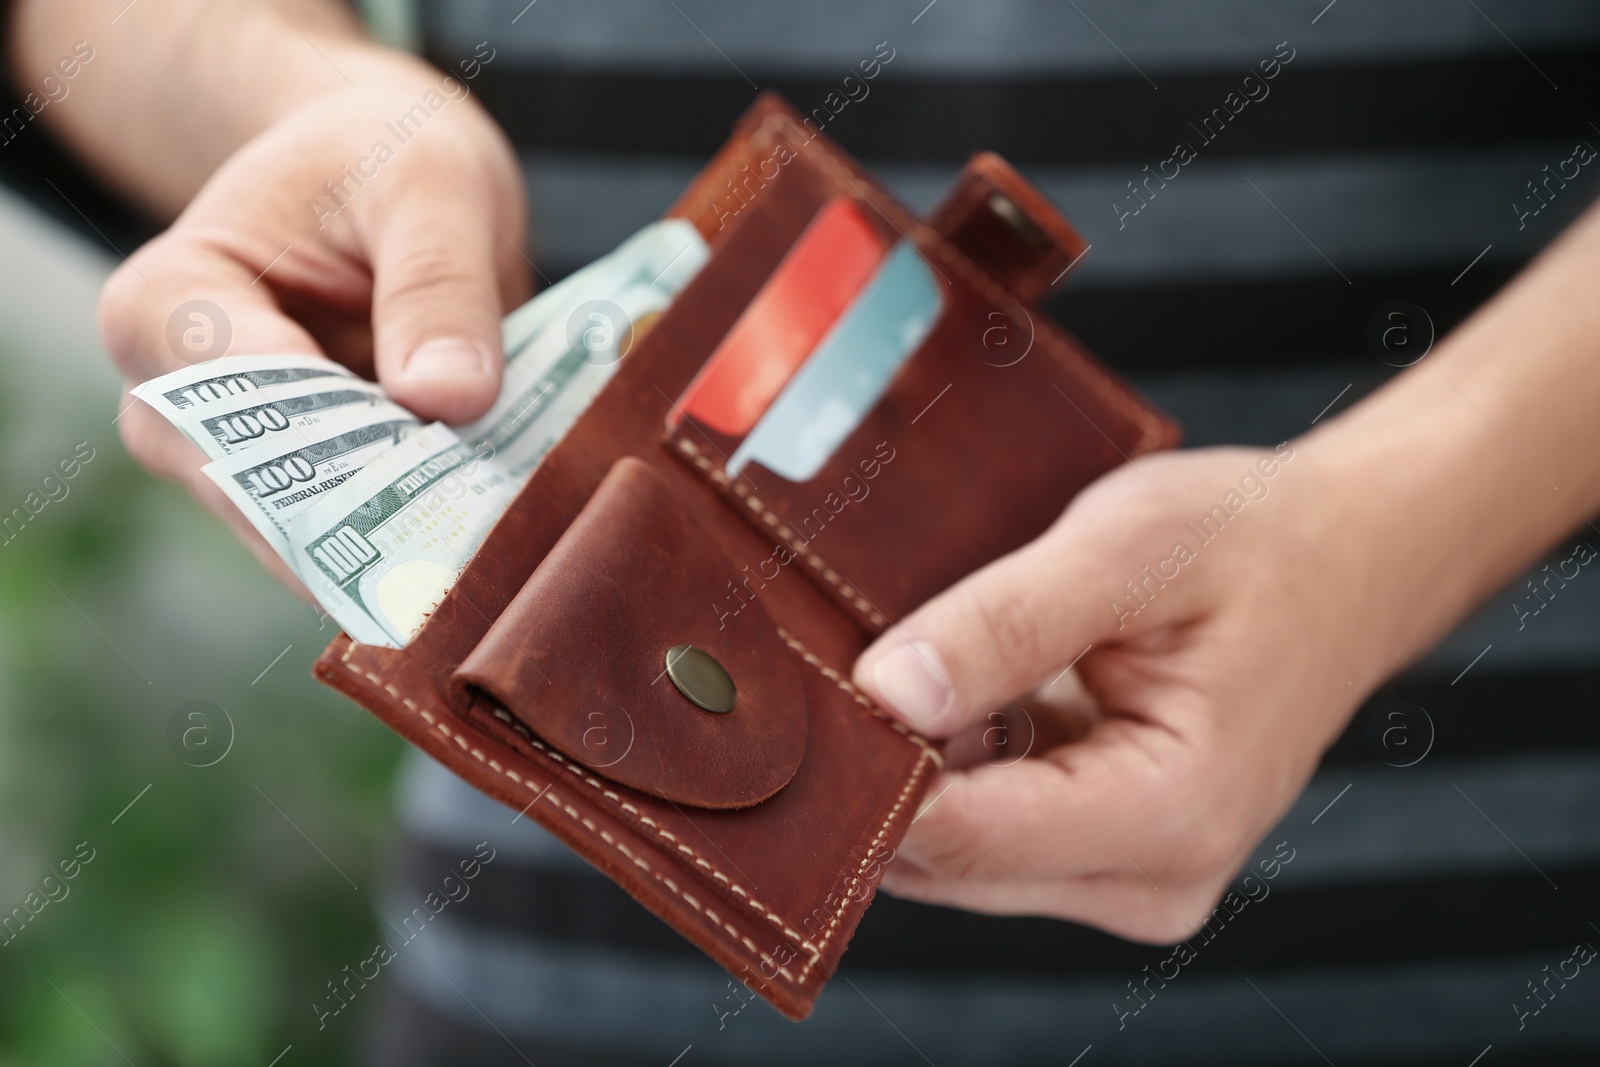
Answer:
[723,240,942,485]
[673,196,891,441]
[668,239,1177,631]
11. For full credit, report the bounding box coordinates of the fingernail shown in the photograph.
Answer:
[867,641,953,733]
[403,337,491,381]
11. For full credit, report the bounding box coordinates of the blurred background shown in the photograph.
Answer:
[4,1,1600,1064]
[0,190,400,1064]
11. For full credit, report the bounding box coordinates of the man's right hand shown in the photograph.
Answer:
[97,61,529,586]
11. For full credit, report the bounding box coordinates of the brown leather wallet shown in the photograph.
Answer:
[313,93,1179,1020]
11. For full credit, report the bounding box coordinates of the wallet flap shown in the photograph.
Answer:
[453,457,808,809]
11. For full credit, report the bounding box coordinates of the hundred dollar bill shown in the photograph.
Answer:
[131,354,360,445]
[135,218,710,646]
[158,375,404,461]
[204,410,422,558]
[287,222,710,645]
[285,422,488,646]
[464,217,712,484]
[286,284,680,645]
[495,217,697,358]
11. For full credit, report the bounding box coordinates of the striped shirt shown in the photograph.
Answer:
[372,3,1600,1064]
[7,1,1600,1063]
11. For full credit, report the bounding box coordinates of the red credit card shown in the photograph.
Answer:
[676,198,885,436]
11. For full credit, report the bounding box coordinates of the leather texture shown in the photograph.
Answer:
[926,151,1089,306]
[455,457,808,809]
[313,93,1179,1021]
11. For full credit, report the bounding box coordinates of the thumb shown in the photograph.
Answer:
[852,518,1138,737]
[366,182,514,424]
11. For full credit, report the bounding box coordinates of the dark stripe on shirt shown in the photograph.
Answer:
[397,833,1600,978]
[433,50,1600,166]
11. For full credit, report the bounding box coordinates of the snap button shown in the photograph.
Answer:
[665,645,736,714]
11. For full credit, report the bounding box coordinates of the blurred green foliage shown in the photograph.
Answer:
[0,242,403,1063]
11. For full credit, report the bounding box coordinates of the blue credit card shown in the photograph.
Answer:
[726,241,942,481]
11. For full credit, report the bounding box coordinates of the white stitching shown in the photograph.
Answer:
[338,630,936,987]
[339,643,805,979]
[672,437,888,629]
[804,735,937,978]
[774,627,942,764]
